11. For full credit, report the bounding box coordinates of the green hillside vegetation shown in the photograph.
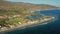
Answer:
[0,7,29,16]
[5,17,27,25]
[0,17,27,27]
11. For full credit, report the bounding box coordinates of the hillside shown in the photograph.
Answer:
[0,1,59,10]
[0,0,59,16]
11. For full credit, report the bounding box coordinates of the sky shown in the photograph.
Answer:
[6,0,60,7]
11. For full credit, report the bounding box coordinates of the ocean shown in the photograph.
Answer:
[2,10,60,34]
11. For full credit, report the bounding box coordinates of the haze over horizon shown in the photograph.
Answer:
[6,0,60,7]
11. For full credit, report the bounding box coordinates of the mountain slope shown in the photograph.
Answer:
[0,0,59,16]
[0,1,59,10]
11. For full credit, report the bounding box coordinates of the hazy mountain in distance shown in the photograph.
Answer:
[0,0,59,10]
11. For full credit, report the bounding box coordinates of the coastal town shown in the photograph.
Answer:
[0,11,55,32]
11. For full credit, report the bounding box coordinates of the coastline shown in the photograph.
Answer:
[0,16,55,33]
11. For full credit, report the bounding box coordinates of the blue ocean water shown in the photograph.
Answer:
[2,10,60,34]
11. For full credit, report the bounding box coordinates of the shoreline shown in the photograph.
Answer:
[0,16,55,33]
